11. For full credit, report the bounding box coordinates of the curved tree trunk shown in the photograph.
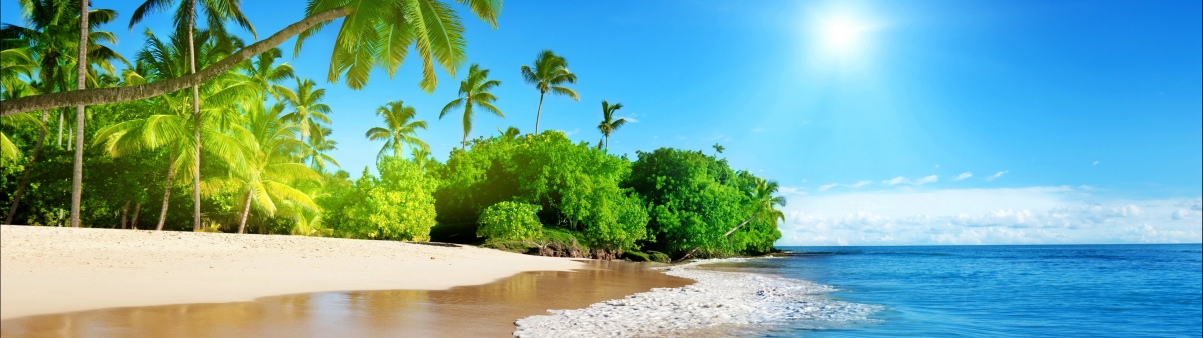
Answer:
[130,202,142,230]
[70,0,89,228]
[0,7,352,117]
[534,92,545,134]
[4,110,48,225]
[187,0,202,232]
[237,189,253,234]
[156,156,178,231]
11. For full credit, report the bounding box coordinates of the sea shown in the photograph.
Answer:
[714,244,1202,337]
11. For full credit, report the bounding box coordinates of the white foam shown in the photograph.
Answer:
[514,258,881,337]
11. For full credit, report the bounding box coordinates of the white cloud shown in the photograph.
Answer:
[818,180,873,191]
[776,187,1203,246]
[1092,161,1099,166]
[617,116,639,123]
[915,175,938,185]
[987,171,1009,181]
[954,172,973,181]
[883,176,906,186]
[881,175,937,186]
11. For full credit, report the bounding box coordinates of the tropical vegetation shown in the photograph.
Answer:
[0,0,786,261]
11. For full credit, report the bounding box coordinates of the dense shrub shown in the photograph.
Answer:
[476,201,543,241]
[434,131,648,253]
[625,148,779,258]
[332,157,438,241]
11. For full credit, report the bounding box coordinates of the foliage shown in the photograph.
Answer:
[332,157,438,241]
[433,131,648,254]
[440,64,502,148]
[365,100,429,161]
[476,201,542,242]
[625,148,781,257]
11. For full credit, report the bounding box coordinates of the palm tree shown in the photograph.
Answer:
[128,0,256,231]
[2,0,504,116]
[365,100,429,161]
[678,178,786,261]
[1,0,126,226]
[596,100,626,152]
[300,125,339,173]
[280,78,332,144]
[520,50,578,134]
[225,104,321,233]
[440,64,502,148]
[92,28,249,231]
[235,47,293,104]
[712,143,724,156]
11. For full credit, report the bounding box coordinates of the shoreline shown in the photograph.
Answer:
[0,225,583,320]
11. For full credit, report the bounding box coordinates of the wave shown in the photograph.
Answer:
[513,258,881,337]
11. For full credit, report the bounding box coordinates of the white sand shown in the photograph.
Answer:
[0,225,582,320]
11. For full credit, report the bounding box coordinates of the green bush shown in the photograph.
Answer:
[476,201,543,241]
[335,157,439,241]
[622,251,651,262]
[647,251,671,263]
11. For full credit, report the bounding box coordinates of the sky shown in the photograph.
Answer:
[3,0,1200,245]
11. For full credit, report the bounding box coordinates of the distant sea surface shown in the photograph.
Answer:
[713,244,1202,337]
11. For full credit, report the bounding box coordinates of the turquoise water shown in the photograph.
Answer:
[729,244,1202,337]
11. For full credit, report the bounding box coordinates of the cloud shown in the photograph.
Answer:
[987,171,1009,181]
[954,172,973,181]
[776,187,1203,246]
[1092,161,1099,166]
[881,176,937,186]
[883,176,906,186]
[617,116,639,123]
[819,180,873,191]
[915,175,938,185]
[561,129,580,136]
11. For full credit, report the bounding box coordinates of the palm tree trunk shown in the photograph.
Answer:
[56,110,63,147]
[534,92,545,134]
[156,156,178,231]
[237,189,253,234]
[676,212,759,262]
[130,202,142,230]
[120,200,130,229]
[604,135,609,152]
[187,0,202,232]
[70,0,89,228]
[1,7,352,116]
[4,110,48,225]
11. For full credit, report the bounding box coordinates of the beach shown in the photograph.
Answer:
[0,225,583,320]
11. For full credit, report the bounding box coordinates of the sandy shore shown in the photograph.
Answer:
[0,225,582,320]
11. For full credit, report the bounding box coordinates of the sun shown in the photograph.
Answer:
[819,17,869,54]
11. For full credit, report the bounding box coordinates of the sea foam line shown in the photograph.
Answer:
[514,258,881,337]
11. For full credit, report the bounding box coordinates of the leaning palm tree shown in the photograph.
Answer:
[225,104,321,234]
[678,178,786,261]
[128,0,256,231]
[520,50,578,134]
[440,64,502,148]
[365,100,429,161]
[596,100,626,152]
[2,0,505,116]
[280,78,332,144]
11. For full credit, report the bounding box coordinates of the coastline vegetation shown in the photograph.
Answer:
[0,0,783,261]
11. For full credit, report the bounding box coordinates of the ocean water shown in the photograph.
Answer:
[716,244,1202,337]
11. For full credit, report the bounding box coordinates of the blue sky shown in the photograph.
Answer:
[4,0,1200,244]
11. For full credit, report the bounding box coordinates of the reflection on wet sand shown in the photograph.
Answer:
[1,260,691,338]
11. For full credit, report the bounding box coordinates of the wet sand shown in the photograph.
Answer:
[0,261,692,338]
